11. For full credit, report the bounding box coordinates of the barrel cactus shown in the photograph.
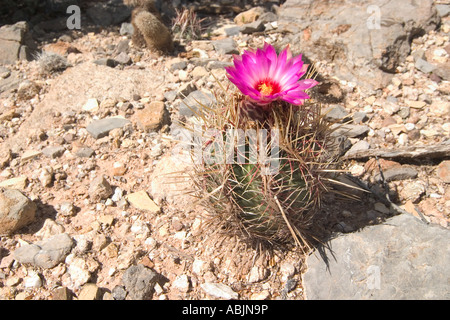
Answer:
[189,43,339,250]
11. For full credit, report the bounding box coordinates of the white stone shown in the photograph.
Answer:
[82,98,99,112]
[173,275,190,292]
[24,271,42,289]
[200,282,239,299]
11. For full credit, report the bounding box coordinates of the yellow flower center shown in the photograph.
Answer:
[258,82,274,96]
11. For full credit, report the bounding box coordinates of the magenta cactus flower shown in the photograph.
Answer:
[225,43,318,106]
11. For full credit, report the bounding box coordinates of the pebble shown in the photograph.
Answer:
[66,254,98,288]
[42,146,65,159]
[86,117,131,139]
[375,166,418,182]
[89,176,113,202]
[130,220,150,238]
[212,38,238,55]
[0,176,28,190]
[0,188,36,236]
[280,262,296,281]
[330,124,370,138]
[39,167,53,187]
[437,160,450,183]
[200,282,239,300]
[134,101,168,132]
[415,58,436,73]
[173,275,190,293]
[126,190,160,214]
[82,98,99,112]
[345,140,370,157]
[24,271,42,289]
[248,266,269,283]
[78,283,101,300]
[112,285,127,300]
[75,147,95,158]
[122,264,159,300]
[179,90,216,117]
[14,233,74,269]
[52,287,72,300]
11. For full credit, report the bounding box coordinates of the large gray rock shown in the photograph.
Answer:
[278,0,440,91]
[14,233,74,269]
[0,21,36,64]
[0,188,37,236]
[303,214,450,299]
[122,264,159,300]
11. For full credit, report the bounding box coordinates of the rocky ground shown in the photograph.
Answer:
[0,0,449,300]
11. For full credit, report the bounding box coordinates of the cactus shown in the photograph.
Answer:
[190,92,337,250]
[187,43,340,251]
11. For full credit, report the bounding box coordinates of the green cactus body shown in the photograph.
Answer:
[195,97,334,247]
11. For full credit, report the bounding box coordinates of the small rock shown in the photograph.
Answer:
[134,101,169,132]
[234,7,266,25]
[177,81,197,98]
[126,190,160,214]
[192,258,211,276]
[437,160,450,183]
[192,66,209,79]
[374,202,390,214]
[0,188,36,236]
[415,58,436,73]
[406,100,426,109]
[248,266,269,283]
[240,20,265,34]
[324,104,349,121]
[375,166,418,182]
[39,168,53,187]
[86,117,131,139]
[345,140,370,157]
[112,285,127,300]
[59,202,75,216]
[14,233,73,269]
[330,124,370,138]
[89,176,113,202]
[66,254,97,288]
[120,23,134,36]
[401,181,426,203]
[173,275,190,293]
[75,147,95,158]
[250,291,271,300]
[78,283,101,300]
[82,98,99,112]
[280,262,296,281]
[111,162,127,176]
[212,38,238,55]
[35,218,65,240]
[168,58,187,71]
[21,150,42,161]
[179,90,216,117]
[52,287,72,300]
[42,146,65,159]
[93,58,118,68]
[122,264,159,300]
[0,176,28,190]
[130,220,150,238]
[200,282,239,300]
[24,271,42,289]
[114,52,131,65]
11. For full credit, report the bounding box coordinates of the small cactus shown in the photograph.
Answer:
[186,43,341,251]
[192,92,336,250]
